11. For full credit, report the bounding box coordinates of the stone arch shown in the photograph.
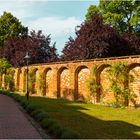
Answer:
[30,68,38,94]
[35,68,39,94]
[22,68,27,93]
[75,65,90,100]
[1,73,5,89]
[57,67,71,99]
[43,68,54,97]
[10,69,16,91]
[19,69,24,91]
[127,63,140,106]
[12,69,16,82]
[16,68,22,91]
[96,64,111,102]
[0,73,2,88]
[127,63,140,72]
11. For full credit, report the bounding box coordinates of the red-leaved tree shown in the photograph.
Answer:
[0,30,58,67]
[61,14,140,61]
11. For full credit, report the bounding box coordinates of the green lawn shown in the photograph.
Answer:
[27,96,140,139]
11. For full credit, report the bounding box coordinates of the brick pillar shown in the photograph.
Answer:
[2,74,5,89]
[69,67,75,100]
[14,69,17,91]
[0,74,2,88]
[52,67,58,98]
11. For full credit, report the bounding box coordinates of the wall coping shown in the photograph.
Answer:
[15,55,140,68]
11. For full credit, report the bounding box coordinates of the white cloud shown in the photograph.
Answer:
[0,0,45,19]
[28,16,82,37]
[27,16,82,52]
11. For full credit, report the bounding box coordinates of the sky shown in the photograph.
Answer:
[0,0,99,54]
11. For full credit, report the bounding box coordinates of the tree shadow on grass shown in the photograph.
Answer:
[30,96,140,139]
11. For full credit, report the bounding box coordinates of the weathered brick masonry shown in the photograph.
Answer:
[2,55,140,105]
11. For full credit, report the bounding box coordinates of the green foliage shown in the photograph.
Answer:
[34,111,49,122]
[19,99,29,108]
[4,69,15,91]
[28,68,36,94]
[0,11,28,47]
[25,103,40,113]
[48,120,63,137]
[86,0,140,36]
[40,118,79,139]
[107,62,133,106]
[0,59,12,90]
[36,73,46,96]
[0,58,11,75]
[30,109,44,117]
[86,66,99,102]
[40,118,56,129]
[60,128,79,139]
[85,5,100,22]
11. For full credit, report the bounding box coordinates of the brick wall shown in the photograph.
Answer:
[129,67,140,105]
[100,67,115,103]
[2,55,140,106]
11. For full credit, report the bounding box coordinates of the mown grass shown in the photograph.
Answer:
[22,96,140,139]
[2,90,140,139]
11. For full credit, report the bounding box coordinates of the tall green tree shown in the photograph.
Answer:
[0,11,28,47]
[0,58,12,89]
[0,58,11,75]
[86,0,140,36]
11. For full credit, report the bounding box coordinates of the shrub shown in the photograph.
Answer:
[40,118,79,138]
[40,118,63,136]
[34,111,49,122]
[25,103,40,113]
[19,99,29,108]
[60,128,79,139]
[48,121,64,137]
[30,109,44,117]
[14,95,22,102]
[40,118,57,129]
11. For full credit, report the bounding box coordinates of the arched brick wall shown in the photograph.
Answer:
[75,66,90,101]
[33,68,38,94]
[22,69,27,92]
[0,73,2,87]
[1,74,5,88]
[128,63,140,106]
[28,68,38,94]
[2,55,140,105]
[60,68,72,100]
[10,69,16,91]
[43,68,55,98]
[17,69,22,91]
[100,66,115,103]
[13,70,16,89]
[57,67,72,99]
[96,64,111,102]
